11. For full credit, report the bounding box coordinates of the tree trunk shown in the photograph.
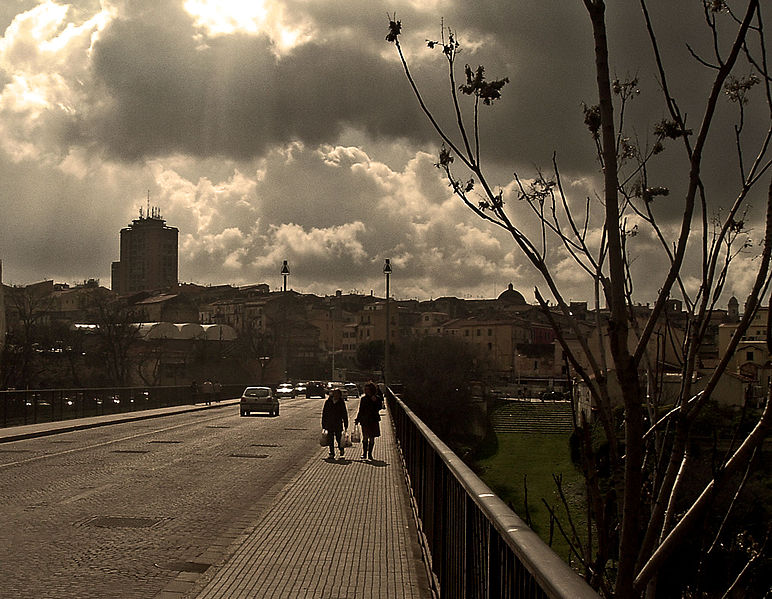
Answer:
[584,2,645,595]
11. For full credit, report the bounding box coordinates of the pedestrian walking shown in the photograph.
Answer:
[322,388,349,459]
[201,379,213,405]
[355,382,381,460]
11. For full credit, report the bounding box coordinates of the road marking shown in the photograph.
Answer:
[0,413,232,469]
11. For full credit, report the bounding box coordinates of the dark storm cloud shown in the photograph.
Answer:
[381,2,770,229]
[85,4,430,162]
[74,0,759,191]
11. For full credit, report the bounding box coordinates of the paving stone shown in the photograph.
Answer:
[0,398,432,599]
[189,408,431,599]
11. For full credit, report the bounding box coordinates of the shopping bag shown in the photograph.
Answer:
[342,430,353,448]
[319,429,330,446]
[351,425,361,444]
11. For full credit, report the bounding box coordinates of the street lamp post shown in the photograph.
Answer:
[383,259,392,385]
[281,260,290,292]
[280,260,290,381]
[258,355,271,384]
[331,308,336,381]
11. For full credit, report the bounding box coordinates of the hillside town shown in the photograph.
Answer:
[1,259,766,416]
[1,209,768,418]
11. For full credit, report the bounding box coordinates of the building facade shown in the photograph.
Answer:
[111,208,178,294]
[0,260,5,355]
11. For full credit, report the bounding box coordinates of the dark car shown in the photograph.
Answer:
[305,381,326,398]
[240,386,279,416]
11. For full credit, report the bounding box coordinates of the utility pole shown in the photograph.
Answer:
[383,259,392,385]
[281,260,290,381]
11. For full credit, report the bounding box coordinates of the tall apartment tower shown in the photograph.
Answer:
[111,207,179,294]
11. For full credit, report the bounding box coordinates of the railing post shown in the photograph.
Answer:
[464,494,474,598]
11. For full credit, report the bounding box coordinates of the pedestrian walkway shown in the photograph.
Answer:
[177,407,432,599]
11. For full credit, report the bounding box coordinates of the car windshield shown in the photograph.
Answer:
[245,388,270,397]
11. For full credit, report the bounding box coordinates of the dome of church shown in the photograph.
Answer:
[497,283,527,305]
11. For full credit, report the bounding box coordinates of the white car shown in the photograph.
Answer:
[240,386,279,417]
[276,383,295,399]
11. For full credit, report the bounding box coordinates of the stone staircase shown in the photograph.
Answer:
[491,400,574,434]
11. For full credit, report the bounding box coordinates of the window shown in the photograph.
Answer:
[477,329,481,336]
[487,343,493,351]
[465,330,469,337]
[488,329,493,336]
[747,351,754,361]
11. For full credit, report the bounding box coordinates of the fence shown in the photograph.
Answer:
[385,388,599,599]
[0,384,246,428]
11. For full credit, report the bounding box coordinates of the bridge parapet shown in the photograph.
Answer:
[386,387,599,599]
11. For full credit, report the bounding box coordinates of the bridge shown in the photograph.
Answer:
[0,387,597,598]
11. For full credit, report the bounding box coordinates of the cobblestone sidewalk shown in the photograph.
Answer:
[180,407,431,599]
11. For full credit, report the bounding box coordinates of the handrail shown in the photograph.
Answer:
[386,388,598,599]
[0,384,246,428]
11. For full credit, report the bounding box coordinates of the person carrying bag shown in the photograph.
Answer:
[355,382,381,461]
[321,388,349,459]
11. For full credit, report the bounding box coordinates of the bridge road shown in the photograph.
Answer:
[0,398,431,599]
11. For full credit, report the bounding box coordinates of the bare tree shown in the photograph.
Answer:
[89,290,141,386]
[2,285,54,388]
[387,1,770,596]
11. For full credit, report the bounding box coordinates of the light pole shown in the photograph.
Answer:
[280,260,290,381]
[281,260,290,292]
[258,355,271,384]
[330,307,336,381]
[383,259,392,385]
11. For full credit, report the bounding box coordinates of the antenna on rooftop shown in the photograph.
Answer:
[146,190,150,219]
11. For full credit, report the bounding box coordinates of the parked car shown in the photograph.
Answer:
[240,386,279,416]
[305,381,326,398]
[276,383,295,399]
[540,390,564,402]
[294,382,307,396]
[344,383,360,398]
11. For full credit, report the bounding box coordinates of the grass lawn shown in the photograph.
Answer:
[474,432,587,563]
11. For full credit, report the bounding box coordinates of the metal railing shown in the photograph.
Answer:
[0,384,246,428]
[386,388,599,599]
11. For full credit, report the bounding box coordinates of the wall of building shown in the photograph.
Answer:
[0,260,5,355]
[113,213,179,294]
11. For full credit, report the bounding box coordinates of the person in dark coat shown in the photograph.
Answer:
[355,382,382,460]
[322,388,349,459]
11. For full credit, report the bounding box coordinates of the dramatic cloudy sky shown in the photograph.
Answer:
[0,1,768,305]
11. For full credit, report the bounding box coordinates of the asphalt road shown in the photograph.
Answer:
[0,396,327,599]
